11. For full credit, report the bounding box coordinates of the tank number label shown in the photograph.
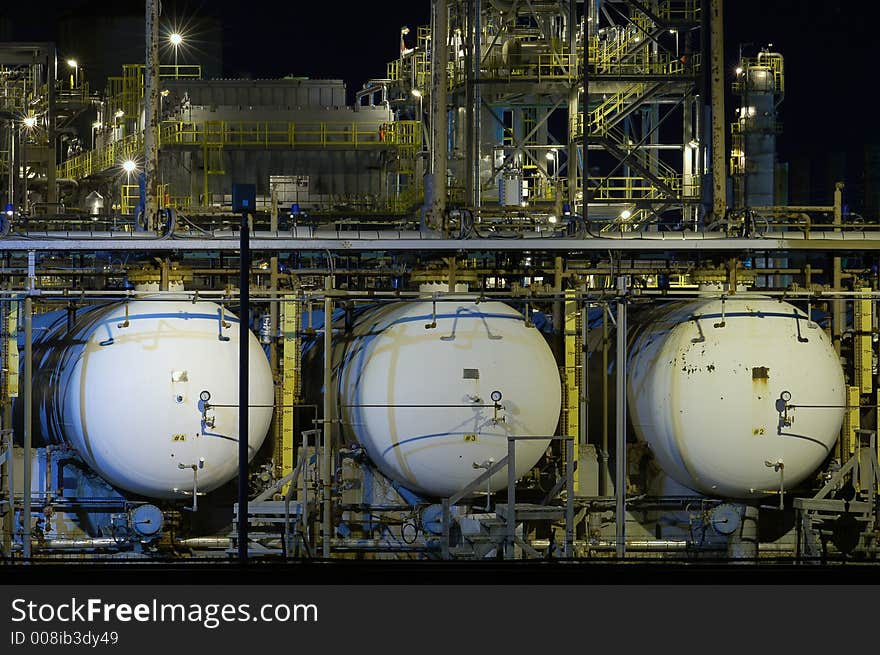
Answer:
[172,434,187,442]
[752,427,766,436]
[464,434,478,442]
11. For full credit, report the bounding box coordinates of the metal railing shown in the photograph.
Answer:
[440,435,574,560]
[58,119,420,181]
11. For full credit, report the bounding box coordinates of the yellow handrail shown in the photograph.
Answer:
[58,120,421,181]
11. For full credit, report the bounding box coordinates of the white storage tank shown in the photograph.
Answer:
[334,300,561,498]
[628,297,845,498]
[29,299,274,499]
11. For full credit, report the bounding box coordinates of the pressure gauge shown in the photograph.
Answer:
[490,390,503,403]
[199,390,211,402]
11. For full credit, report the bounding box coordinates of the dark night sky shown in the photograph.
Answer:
[1,1,875,165]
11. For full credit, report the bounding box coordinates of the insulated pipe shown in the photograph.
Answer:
[727,504,759,560]
[22,294,32,560]
[429,0,449,232]
[473,0,482,213]
[144,0,160,232]
[322,281,333,559]
[709,0,726,223]
[615,279,627,559]
[832,183,844,358]
[16,227,880,242]
[600,302,609,496]
[238,212,249,565]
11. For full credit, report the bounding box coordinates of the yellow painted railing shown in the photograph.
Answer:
[657,0,701,22]
[589,84,645,135]
[160,119,419,149]
[58,120,421,181]
[589,175,700,201]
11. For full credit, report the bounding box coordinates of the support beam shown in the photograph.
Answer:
[322,281,333,558]
[615,277,628,558]
[709,0,726,222]
[428,0,448,232]
[22,294,32,560]
[144,0,160,231]
[237,212,250,565]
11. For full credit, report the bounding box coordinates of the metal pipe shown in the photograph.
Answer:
[33,538,123,551]
[727,504,759,560]
[144,0,160,231]
[832,183,844,359]
[600,302,609,496]
[580,294,589,450]
[322,279,333,558]
[567,0,579,209]
[565,437,574,557]
[473,0,482,214]
[176,537,231,549]
[22,294,32,560]
[429,0,448,232]
[237,211,250,565]
[615,278,627,558]
[506,436,516,559]
[46,48,56,206]
[709,0,726,223]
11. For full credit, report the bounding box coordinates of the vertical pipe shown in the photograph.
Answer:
[552,256,564,360]
[506,436,516,559]
[429,0,448,232]
[22,294,32,560]
[728,504,759,560]
[441,497,450,560]
[832,183,843,357]
[567,0,579,207]
[709,0,726,223]
[144,0,160,232]
[238,212,250,565]
[322,282,333,559]
[565,437,574,557]
[46,51,56,206]
[600,302,609,496]
[580,294,589,451]
[465,0,475,207]
[615,278,627,558]
[2,429,12,558]
[473,0,482,213]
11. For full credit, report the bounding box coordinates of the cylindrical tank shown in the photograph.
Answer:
[334,300,561,498]
[28,299,274,499]
[628,297,844,498]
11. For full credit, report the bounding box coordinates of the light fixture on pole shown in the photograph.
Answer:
[411,88,423,126]
[170,33,183,73]
[66,59,78,89]
[545,148,558,193]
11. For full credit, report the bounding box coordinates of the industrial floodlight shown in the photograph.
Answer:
[411,89,422,98]
[169,33,183,46]
[23,116,37,129]
[122,160,137,174]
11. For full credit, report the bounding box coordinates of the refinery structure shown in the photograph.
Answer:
[0,0,877,565]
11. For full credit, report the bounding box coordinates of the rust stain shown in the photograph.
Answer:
[752,366,770,380]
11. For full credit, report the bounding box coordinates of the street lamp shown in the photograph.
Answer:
[66,59,78,89]
[411,88,423,125]
[169,33,183,74]
[545,148,558,198]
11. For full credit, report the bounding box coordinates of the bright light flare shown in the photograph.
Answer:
[122,160,137,174]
